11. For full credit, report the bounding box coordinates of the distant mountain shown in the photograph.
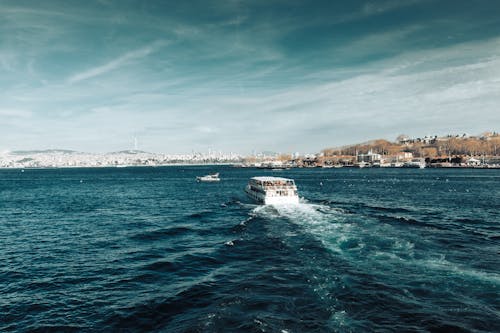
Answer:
[109,150,150,155]
[9,149,154,156]
[11,149,78,155]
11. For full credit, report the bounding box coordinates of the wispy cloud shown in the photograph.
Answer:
[361,0,427,16]
[0,52,16,72]
[336,0,430,23]
[331,25,423,59]
[0,109,32,119]
[68,40,167,83]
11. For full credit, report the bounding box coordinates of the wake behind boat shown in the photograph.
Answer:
[245,176,299,205]
[196,173,220,182]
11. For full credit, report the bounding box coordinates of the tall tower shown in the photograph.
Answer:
[134,136,138,151]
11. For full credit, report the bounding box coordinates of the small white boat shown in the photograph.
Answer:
[245,176,299,205]
[196,173,220,182]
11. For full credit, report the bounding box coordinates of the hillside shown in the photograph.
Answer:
[322,132,500,158]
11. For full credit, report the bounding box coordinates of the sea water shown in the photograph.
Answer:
[0,166,498,332]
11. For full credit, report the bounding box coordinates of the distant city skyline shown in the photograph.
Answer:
[1,0,500,154]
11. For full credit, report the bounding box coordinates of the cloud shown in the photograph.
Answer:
[68,40,167,83]
[0,109,32,118]
[331,25,424,60]
[195,126,218,134]
[0,52,16,72]
[361,0,426,16]
[336,0,429,23]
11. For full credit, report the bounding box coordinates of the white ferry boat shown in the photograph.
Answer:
[196,173,220,182]
[245,176,299,205]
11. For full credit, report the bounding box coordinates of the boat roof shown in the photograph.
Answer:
[251,176,294,182]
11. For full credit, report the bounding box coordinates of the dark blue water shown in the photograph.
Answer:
[1,166,499,332]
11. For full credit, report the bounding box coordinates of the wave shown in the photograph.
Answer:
[130,226,195,241]
[415,256,500,286]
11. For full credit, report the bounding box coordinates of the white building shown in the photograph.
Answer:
[466,157,481,166]
[357,150,381,163]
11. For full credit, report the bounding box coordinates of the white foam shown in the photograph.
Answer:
[416,256,500,285]
[251,202,355,255]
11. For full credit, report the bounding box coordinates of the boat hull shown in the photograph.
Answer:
[197,178,220,182]
[245,186,299,205]
[196,173,220,182]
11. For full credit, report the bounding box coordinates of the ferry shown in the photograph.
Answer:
[245,176,299,205]
[196,173,220,182]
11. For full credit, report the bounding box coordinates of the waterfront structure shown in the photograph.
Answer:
[357,150,382,163]
[466,158,481,167]
[402,158,426,168]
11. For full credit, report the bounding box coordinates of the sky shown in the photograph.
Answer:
[1,0,499,154]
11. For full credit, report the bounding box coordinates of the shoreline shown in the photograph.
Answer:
[0,163,236,170]
[1,164,499,170]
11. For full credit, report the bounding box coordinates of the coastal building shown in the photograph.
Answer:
[357,150,382,163]
[466,158,481,166]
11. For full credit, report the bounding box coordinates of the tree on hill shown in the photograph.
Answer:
[396,134,410,143]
